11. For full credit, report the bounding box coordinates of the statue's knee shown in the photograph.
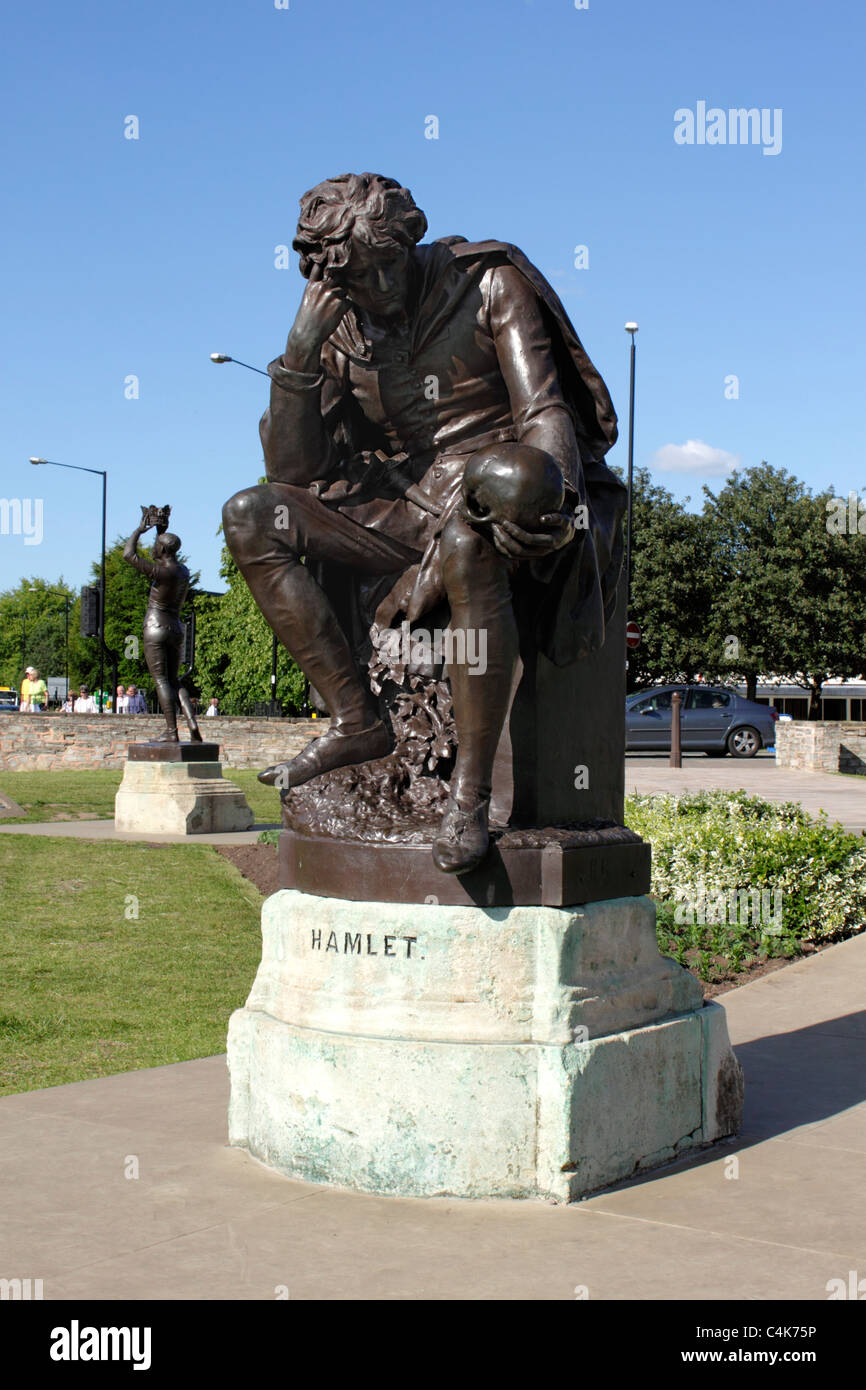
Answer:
[222,485,273,541]
[223,486,257,534]
[441,514,495,578]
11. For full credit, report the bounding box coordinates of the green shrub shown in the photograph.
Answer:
[625,790,866,977]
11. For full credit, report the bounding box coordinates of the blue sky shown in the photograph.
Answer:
[2,0,864,594]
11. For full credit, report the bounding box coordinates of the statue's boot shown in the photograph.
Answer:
[431,514,518,874]
[432,792,490,875]
[178,686,203,743]
[258,719,391,788]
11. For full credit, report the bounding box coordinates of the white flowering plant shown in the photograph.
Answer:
[625,790,866,983]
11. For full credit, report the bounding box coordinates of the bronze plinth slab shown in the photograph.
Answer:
[279,825,651,908]
[127,742,221,762]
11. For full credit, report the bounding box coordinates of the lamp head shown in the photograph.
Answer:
[209,353,232,364]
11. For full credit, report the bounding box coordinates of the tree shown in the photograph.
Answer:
[195,542,307,714]
[785,486,866,714]
[0,578,75,691]
[703,464,866,713]
[702,463,808,701]
[616,467,714,692]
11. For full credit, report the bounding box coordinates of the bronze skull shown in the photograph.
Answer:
[462,444,565,531]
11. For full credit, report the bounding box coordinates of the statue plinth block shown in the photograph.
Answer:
[114,753,253,834]
[279,827,650,907]
[127,742,221,762]
[227,890,743,1201]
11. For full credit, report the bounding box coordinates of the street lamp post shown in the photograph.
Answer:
[209,352,270,378]
[30,458,108,713]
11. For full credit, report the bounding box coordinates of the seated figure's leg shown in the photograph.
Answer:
[222,482,418,786]
[434,513,518,873]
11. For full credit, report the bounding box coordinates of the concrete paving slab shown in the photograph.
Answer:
[719,935,866,1040]
[625,754,866,833]
[40,1181,850,1302]
[1,934,864,1300]
[582,1136,866,1259]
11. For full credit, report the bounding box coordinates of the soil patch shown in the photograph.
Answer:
[218,843,280,899]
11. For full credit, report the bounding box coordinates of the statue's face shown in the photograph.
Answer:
[341,239,412,319]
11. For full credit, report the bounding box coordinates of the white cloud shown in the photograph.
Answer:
[651,439,740,477]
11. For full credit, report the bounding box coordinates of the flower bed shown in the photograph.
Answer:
[625,790,866,986]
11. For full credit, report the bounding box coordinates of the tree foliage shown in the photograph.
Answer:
[702,465,866,710]
[614,461,866,708]
[618,467,714,692]
[0,578,76,689]
[194,543,307,714]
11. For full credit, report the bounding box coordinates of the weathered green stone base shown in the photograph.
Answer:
[227,890,743,1201]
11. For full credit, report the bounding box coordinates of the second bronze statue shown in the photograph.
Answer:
[122,505,202,744]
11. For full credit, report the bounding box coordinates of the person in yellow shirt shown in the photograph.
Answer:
[20,667,48,712]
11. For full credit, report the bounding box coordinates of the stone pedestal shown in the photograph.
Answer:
[114,743,253,834]
[227,889,743,1201]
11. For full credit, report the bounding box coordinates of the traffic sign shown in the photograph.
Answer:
[625,621,641,649]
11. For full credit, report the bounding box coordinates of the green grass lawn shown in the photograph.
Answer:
[0,767,281,826]
[223,769,281,824]
[0,835,264,1094]
[0,769,122,822]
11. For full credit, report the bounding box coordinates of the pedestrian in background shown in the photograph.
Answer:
[125,685,147,713]
[20,667,48,712]
[73,686,97,714]
[19,668,33,712]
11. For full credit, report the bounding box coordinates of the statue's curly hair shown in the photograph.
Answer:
[292,173,428,280]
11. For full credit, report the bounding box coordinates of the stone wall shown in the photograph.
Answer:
[775,720,866,775]
[0,714,326,771]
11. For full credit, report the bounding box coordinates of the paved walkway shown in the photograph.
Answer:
[626,753,866,833]
[3,756,864,843]
[2,933,863,1300]
[0,819,279,844]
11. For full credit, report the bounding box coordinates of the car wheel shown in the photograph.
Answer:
[729,725,760,758]
[705,749,727,757]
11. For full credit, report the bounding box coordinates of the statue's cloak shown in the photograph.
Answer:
[312,237,626,668]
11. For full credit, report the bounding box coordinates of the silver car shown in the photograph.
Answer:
[625,685,778,757]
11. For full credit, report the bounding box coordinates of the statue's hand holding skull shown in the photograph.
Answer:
[460,444,576,560]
